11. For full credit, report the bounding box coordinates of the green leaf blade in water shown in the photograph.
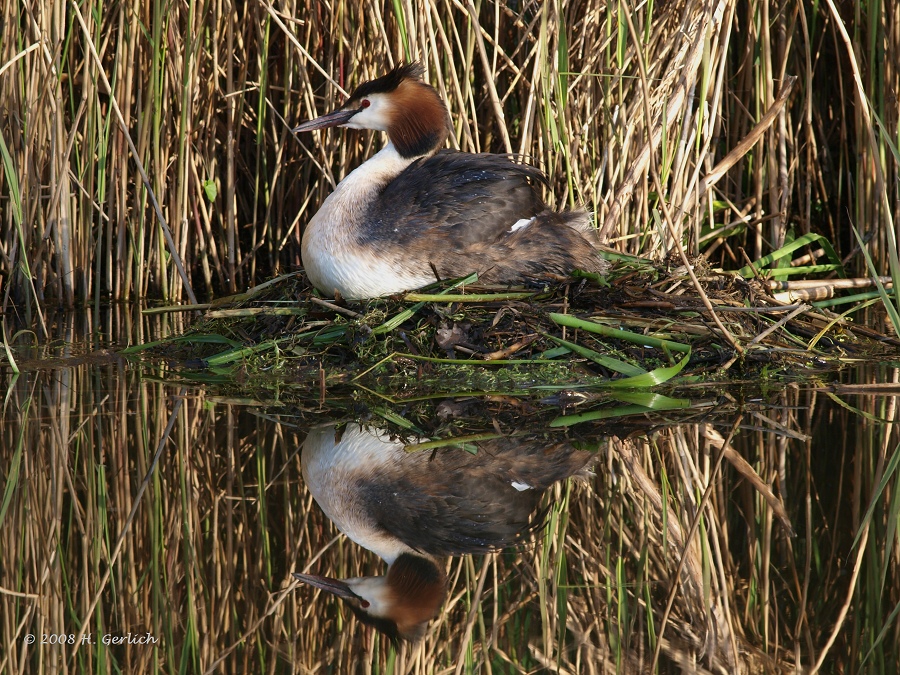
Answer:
[549,313,691,354]
[549,394,692,427]
[544,335,646,377]
[605,353,691,389]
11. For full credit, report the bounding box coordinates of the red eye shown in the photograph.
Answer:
[360,600,370,608]
[360,99,370,109]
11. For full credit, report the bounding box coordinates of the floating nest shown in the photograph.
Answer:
[136,254,898,404]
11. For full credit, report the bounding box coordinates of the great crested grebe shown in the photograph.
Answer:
[294,63,607,300]
[294,423,595,641]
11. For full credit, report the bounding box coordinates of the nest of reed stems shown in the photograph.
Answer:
[141,256,896,398]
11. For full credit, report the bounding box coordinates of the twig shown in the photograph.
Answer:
[748,304,810,346]
[768,277,893,291]
[307,296,361,318]
[698,75,796,193]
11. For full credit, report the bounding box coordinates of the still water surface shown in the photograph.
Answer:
[1,309,897,673]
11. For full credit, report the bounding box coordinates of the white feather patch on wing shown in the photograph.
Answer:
[508,217,534,233]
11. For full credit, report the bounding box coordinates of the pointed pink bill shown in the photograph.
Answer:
[293,108,359,133]
[293,572,359,600]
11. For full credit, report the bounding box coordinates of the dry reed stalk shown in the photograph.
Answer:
[2,1,898,313]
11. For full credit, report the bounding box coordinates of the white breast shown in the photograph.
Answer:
[302,424,413,564]
[302,144,435,299]
[303,234,436,299]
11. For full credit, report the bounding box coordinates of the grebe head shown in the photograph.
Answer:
[294,63,450,158]
[294,551,447,642]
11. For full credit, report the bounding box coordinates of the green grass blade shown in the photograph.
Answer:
[0,130,23,226]
[545,334,646,376]
[851,224,900,334]
[764,265,843,278]
[851,440,900,553]
[121,334,243,354]
[2,319,19,374]
[405,432,506,453]
[403,291,539,302]
[372,274,478,334]
[738,233,844,278]
[549,396,692,427]
[605,353,690,388]
[204,337,293,366]
[549,313,691,353]
[372,407,425,434]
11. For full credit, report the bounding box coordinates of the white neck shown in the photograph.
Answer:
[324,142,412,201]
[305,143,411,238]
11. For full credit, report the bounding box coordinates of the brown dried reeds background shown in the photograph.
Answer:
[2,1,898,312]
